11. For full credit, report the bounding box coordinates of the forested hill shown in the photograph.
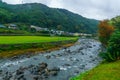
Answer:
[0,1,99,33]
[109,16,120,29]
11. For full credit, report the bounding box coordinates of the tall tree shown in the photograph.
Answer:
[98,20,114,46]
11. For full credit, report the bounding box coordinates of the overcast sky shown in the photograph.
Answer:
[2,0,120,20]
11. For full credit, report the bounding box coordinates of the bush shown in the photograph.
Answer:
[100,31,120,62]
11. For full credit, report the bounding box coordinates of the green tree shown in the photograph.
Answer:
[30,28,36,33]
[101,31,120,62]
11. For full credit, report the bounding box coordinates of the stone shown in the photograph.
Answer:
[57,54,62,57]
[90,56,93,58]
[16,70,24,75]
[88,45,92,48]
[74,70,79,74]
[16,74,24,80]
[81,52,84,55]
[52,54,56,58]
[43,73,49,78]
[0,70,2,74]
[38,70,46,75]
[33,58,38,60]
[11,56,19,60]
[33,76,39,80]
[64,64,71,66]
[79,47,84,51]
[39,62,48,69]
[50,67,60,71]
[50,71,58,76]
[46,55,51,59]
[92,59,95,61]
[79,65,85,69]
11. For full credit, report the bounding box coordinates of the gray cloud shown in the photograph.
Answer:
[2,0,120,20]
[3,0,22,4]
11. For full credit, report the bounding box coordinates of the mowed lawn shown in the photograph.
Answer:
[0,36,78,44]
[71,60,120,80]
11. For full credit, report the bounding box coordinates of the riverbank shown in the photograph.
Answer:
[0,39,102,80]
[71,60,120,80]
[0,40,76,58]
[0,36,78,58]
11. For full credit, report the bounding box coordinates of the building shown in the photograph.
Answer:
[30,25,49,32]
[8,24,18,29]
[0,24,6,28]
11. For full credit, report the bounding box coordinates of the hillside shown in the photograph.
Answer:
[109,16,120,30]
[0,1,99,33]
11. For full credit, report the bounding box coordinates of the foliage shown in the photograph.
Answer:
[71,60,120,80]
[100,31,120,62]
[98,20,114,46]
[99,17,120,62]
[109,16,120,30]
[0,28,30,35]
[0,8,13,23]
[0,27,51,36]
[0,1,99,33]
[30,28,36,33]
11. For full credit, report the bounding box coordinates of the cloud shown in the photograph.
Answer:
[3,0,22,4]
[2,0,120,20]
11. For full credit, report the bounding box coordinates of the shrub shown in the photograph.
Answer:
[100,31,120,62]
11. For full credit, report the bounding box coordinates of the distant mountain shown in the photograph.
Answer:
[0,1,99,33]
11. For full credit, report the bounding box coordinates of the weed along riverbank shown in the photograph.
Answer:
[0,39,102,80]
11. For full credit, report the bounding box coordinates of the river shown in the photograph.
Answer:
[0,39,102,80]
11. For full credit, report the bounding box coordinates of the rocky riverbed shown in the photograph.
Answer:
[0,39,102,80]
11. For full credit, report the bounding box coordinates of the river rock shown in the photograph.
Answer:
[50,71,58,76]
[45,55,51,59]
[49,67,60,71]
[39,62,48,69]
[64,63,71,66]
[0,70,2,74]
[74,70,79,74]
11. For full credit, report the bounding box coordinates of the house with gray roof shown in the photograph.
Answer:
[8,24,18,29]
[0,24,6,28]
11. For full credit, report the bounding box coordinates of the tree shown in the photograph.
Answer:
[100,31,120,62]
[110,16,120,30]
[98,20,114,46]
[30,28,36,33]
[0,8,12,23]
[57,25,62,30]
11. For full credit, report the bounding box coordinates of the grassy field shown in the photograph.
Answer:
[0,36,77,44]
[71,61,120,80]
[0,36,78,58]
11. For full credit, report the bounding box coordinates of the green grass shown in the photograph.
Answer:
[0,36,78,44]
[0,36,78,58]
[71,61,120,80]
